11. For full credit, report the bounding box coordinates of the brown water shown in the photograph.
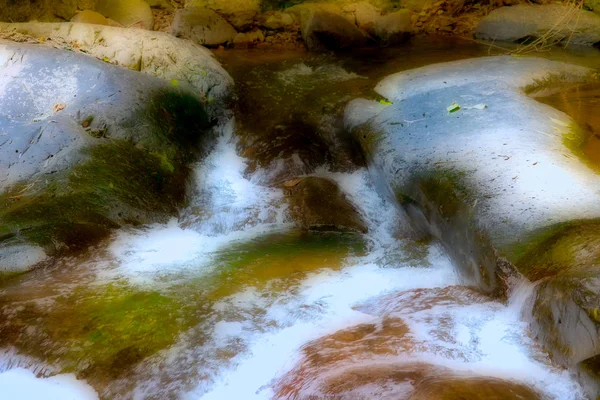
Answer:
[2,38,600,399]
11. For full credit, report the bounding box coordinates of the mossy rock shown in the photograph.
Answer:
[0,44,215,261]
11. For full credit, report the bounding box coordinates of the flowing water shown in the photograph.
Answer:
[2,38,600,399]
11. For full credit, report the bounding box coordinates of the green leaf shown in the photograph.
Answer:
[379,99,393,106]
[447,102,460,113]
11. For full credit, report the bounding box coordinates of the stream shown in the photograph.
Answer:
[2,37,600,399]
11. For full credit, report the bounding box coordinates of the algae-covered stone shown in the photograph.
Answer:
[171,7,238,47]
[0,23,233,107]
[475,4,600,46]
[285,177,367,233]
[0,43,218,265]
[96,0,154,29]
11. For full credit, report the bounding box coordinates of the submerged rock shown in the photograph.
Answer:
[285,177,367,233]
[475,4,600,46]
[171,7,238,47]
[0,43,223,267]
[345,56,600,369]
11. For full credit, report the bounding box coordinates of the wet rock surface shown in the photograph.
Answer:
[284,176,368,233]
[346,55,600,372]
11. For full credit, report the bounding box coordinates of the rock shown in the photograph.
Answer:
[0,0,94,22]
[294,5,370,51]
[96,0,154,29]
[146,0,175,10]
[474,4,600,46]
[399,0,428,12]
[0,23,233,107]
[374,9,412,44]
[71,10,110,25]
[0,43,219,259]
[410,376,542,400]
[185,0,261,16]
[171,7,237,47]
[222,10,257,31]
[233,29,265,48]
[258,11,295,31]
[342,2,381,34]
[285,177,367,233]
[345,56,600,366]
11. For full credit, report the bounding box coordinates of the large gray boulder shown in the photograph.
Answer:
[0,23,233,105]
[345,56,600,370]
[171,7,238,47]
[0,42,230,271]
[474,4,600,46]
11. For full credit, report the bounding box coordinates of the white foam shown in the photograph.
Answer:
[186,245,458,400]
[107,119,291,283]
[0,368,98,400]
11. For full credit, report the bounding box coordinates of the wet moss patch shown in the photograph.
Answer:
[0,283,193,384]
[200,231,366,299]
[0,140,187,251]
[511,220,600,281]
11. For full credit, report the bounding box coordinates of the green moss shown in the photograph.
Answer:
[416,167,471,220]
[0,283,193,380]
[199,231,366,299]
[511,220,600,281]
[353,122,384,159]
[0,140,186,250]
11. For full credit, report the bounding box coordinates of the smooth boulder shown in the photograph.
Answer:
[0,22,233,108]
[475,4,600,46]
[95,0,154,29]
[171,7,238,47]
[291,4,369,51]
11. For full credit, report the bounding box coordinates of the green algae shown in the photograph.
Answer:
[192,231,366,300]
[511,220,600,281]
[0,283,193,383]
[0,140,185,250]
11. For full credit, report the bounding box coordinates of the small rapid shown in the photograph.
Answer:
[1,45,597,400]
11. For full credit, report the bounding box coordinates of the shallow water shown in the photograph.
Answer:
[2,38,600,399]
